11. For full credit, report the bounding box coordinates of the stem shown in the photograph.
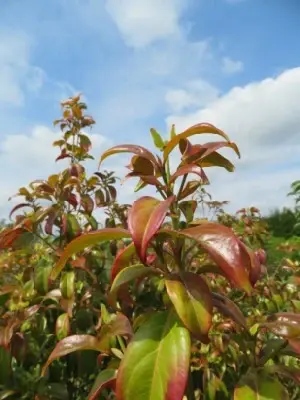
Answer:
[178,174,188,199]
[185,368,195,400]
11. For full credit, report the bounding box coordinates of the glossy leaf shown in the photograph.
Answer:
[111,243,136,282]
[97,313,133,353]
[128,196,175,263]
[88,369,117,400]
[163,123,230,162]
[178,181,201,201]
[234,371,289,400]
[170,164,208,184]
[179,200,197,223]
[51,228,131,279]
[262,313,300,339]
[60,271,75,299]
[42,335,102,376]
[109,264,152,307]
[0,391,17,400]
[116,310,190,400]
[162,223,252,293]
[165,272,212,342]
[99,145,157,168]
[34,266,52,295]
[56,313,70,340]
[181,141,240,163]
[212,292,247,329]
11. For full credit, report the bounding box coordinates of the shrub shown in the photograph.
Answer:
[0,95,299,400]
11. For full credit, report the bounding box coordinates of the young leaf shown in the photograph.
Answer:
[111,243,136,282]
[99,145,158,168]
[165,272,212,342]
[170,164,208,184]
[150,128,165,150]
[56,313,70,341]
[212,292,247,329]
[51,228,131,280]
[42,335,102,376]
[128,196,175,263]
[109,264,153,308]
[163,123,230,162]
[88,369,117,400]
[116,310,190,400]
[161,223,252,293]
[262,313,300,339]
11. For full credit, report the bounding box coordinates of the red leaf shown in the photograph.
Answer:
[170,164,208,184]
[99,145,158,169]
[9,203,31,220]
[111,243,136,283]
[128,196,175,263]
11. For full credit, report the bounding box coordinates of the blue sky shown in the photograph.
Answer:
[1,0,300,217]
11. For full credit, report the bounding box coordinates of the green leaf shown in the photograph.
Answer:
[0,391,18,400]
[170,124,176,139]
[150,128,165,150]
[234,371,289,400]
[55,313,70,341]
[165,272,212,342]
[51,228,131,279]
[34,266,52,295]
[88,369,117,400]
[109,264,152,308]
[116,310,190,400]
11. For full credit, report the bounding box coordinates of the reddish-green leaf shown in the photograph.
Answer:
[170,164,208,184]
[179,200,197,223]
[97,313,133,353]
[111,243,136,282]
[88,369,117,400]
[128,196,175,263]
[56,313,70,340]
[178,181,201,201]
[99,145,158,168]
[262,313,300,339]
[9,203,31,220]
[212,292,247,329]
[42,335,102,376]
[116,310,190,400]
[234,371,289,400]
[165,272,212,342]
[51,228,131,280]
[109,264,152,308]
[161,223,252,293]
[163,123,230,162]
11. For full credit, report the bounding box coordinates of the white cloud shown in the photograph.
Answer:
[105,0,186,47]
[221,57,244,75]
[0,30,45,106]
[165,80,219,113]
[166,67,300,214]
[0,126,113,216]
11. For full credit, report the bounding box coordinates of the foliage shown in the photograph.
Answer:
[265,208,300,238]
[0,95,299,400]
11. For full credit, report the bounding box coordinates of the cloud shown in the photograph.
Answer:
[105,0,187,48]
[166,67,300,213]
[0,126,113,216]
[221,57,244,75]
[0,30,45,106]
[165,80,219,113]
